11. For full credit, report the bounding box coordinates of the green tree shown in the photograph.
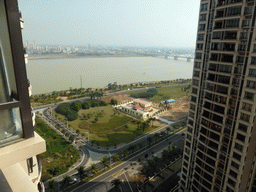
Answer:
[70,101,82,111]
[69,135,75,143]
[166,127,171,135]
[111,99,118,105]
[77,166,87,181]
[90,163,98,174]
[122,149,128,158]
[101,156,109,170]
[111,179,121,191]
[76,129,80,134]
[61,176,72,189]
[154,133,160,142]
[141,121,148,132]
[147,137,153,146]
[112,154,120,162]
[82,101,91,109]
[47,180,57,192]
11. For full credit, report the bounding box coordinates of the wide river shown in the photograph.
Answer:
[26,57,194,95]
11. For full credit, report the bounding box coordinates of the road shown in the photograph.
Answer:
[72,129,185,192]
[33,83,189,112]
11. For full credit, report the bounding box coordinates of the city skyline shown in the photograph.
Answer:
[18,0,200,48]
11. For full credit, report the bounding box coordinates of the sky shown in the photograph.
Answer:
[18,0,201,48]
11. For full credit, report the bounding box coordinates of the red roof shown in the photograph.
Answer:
[134,105,142,109]
[143,105,152,109]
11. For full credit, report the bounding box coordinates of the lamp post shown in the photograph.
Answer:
[64,118,68,129]
[108,151,111,166]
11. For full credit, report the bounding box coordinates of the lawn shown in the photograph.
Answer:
[35,118,80,181]
[54,105,158,146]
[128,85,190,102]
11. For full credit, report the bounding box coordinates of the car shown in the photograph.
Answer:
[70,178,77,184]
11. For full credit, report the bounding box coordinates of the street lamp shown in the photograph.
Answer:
[64,117,68,129]
[108,151,111,166]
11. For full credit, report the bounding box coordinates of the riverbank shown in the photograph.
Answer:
[28,54,147,60]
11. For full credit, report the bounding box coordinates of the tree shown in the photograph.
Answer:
[77,166,87,181]
[147,137,153,146]
[154,133,160,142]
[111,179,121,191]
[150,117,156,128]
[90,163,98,174]
[61,176,72,189]
[76,129,80,134]
[138,142,143,150]
[70,101,82,111]
[82,101,91,109]
[101,156,109,170]
[69,135,75,143]
[112,154,120,162]
[136,120,141,131]
[111,99,118,105]
[166,127,171,135]
[47,180,57,192]
[141,121,148,132]
[122,149,128,158]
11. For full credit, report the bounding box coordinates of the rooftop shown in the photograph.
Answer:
[134,99,151,105]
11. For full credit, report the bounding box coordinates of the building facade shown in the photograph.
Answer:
[0,0,46,191]
[179,0,256,192]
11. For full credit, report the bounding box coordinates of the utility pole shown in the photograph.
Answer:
[80,75,82,94]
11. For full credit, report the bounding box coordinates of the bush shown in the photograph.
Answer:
[82,101,91,109]
[70,101,82,111]
[55,103,71,115]
[66,110,78,121]
[130,88,158,98]
[99,100,108,106]
[110,99,118,105]
[91,102,100,107]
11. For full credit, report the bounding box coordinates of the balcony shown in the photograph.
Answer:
[223,44,235,52]
[224,32,237,40]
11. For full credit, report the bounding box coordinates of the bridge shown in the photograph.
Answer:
[154,50,195,62]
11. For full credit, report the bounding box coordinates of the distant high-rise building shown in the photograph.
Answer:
[179,1,256,192]
[0,0,46,191]
[33,41,36,50]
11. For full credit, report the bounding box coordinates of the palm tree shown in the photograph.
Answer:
[76,166,87,181]
[147,137,153,146]
[122,149,128,158]
[111,178,122,191]
[112,154,120,163]
[90,163,98,174]
[151,117,156,128]
[101,156,109,170]
[141,121,148,132]
[61,176,72,189]
[47,180,57,192]
[138,142,143,150]
[154,133,160,142]
[136,120,141,131]
[166,127,171,135]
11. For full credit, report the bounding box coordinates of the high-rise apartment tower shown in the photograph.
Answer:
[179,0,256,192]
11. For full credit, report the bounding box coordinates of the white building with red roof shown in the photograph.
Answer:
[119,99,152,120]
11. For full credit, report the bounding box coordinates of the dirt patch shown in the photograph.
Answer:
[101,94,134,104]
[160,96,189,121]
[58,96,68,102]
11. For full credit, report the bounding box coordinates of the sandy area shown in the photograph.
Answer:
[159,96,189,121]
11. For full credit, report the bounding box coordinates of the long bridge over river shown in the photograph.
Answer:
[153,50,195,62]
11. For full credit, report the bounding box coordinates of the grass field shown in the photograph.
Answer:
[54,105,158,146]
[128,85,190,102]
[35,118,80,181]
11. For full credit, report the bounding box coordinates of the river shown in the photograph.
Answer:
[26,57,193,94]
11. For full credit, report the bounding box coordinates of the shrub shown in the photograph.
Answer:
[91,102,100,107]
[110,99,118,105]
[66,110,78,121]
[100,100,108,106]
[82,101,91,109]
[70,101,82,111]
[130,88,158,98]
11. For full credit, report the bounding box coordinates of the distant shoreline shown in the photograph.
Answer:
[28,54,148,61]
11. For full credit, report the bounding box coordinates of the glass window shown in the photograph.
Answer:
[234,142,243,152]
[199,24,206,31]
[198,34,204,40]
[200,14,207,21]
[201,4,208,11]
[197,44,203,50]
[244,91,254,100]
[226,19,240,28]
[227,6,242,16]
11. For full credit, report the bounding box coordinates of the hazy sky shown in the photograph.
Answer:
[18,0,200,48]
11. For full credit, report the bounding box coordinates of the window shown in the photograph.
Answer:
[236,133,246,142]
[227,6,242,16]
[246,80,256,89]
[242,20,251,27]
[201,4,208,11]
[251,57,256,64]
[200,14,207,21]
[229,169,238,179]
[244,91,254,100]
[228,178,236,187]
[199,24,205,31]
[238,123,247,132]
[192,79,199,86]
[198,34,204,41]
[195,62,201,68]
[240,113,250,123]
[249,69,256,77]
[197,44,203,50]
[213,32,221,39]
[253,45,256,52]
[242,102,252,112]
[234,142,243,152]
[196,53,202,60]
[233,152,241,161]
[226,19,240,28]
[194,71,200,77]
[231,161,239,170]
